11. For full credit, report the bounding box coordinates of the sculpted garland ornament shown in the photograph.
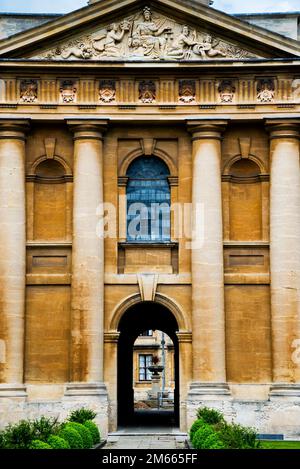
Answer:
[35,6,255,61]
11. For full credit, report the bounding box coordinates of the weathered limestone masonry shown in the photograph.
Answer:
[0,0,300,438]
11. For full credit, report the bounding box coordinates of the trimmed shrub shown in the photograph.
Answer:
[196,407,224,425]
[200,433,225,449]
[217,422,260,449]
[83,420,101,445]
[4,420,35,449]
[32,416,62,441]
[192,423,215,449]
[66,422,93,449]
[30,440,52,449]
[58,426,83,449]
[189,418,205,442]
[48,435,70,449]
[0,431,6,449]
[68,408,97,424]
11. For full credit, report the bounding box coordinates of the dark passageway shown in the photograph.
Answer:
[117,302,179,428]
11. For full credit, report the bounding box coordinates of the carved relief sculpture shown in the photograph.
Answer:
[99,80,116,103]
[257,79,275,102]
[218,80,236,103]
[139,81,156,103]
[60,80,77,103]
[179,80,196,103]
[34,6,256,62]
[20,79,38,103]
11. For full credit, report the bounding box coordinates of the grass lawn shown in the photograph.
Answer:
[260,440,300,449]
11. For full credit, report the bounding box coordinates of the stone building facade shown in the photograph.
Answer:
[0,0,300,438]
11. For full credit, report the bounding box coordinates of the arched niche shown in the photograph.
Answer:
[31,158,72,241]
[223,157,268,241]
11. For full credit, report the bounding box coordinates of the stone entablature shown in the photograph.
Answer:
[1,73,300,107]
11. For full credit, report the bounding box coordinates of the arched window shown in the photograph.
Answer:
[126,156,170,242]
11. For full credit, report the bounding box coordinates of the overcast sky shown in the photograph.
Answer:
[0,0,299,14]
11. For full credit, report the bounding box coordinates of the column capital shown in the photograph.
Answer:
[187,120,228,141]
[0,119,30,141]
[66,119,109,141]
[265,119,300,140]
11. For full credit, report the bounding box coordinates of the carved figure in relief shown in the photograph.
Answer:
[133,6,171,58]
[193,34,226,58]
[167,26,198,59]
[93,22,130,56]
[35,6,256,61]
[61,42,93,59]
[20,80,38,103]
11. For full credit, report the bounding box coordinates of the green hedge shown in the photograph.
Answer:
[58,426,83,449]
[190,407,260,450]
[84,420,101,445]
[48,435,70,449]
[65,422,93,449]
[29,440,52,449]
[0,408,100,450]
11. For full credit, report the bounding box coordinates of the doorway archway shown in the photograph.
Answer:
[117,301,180,428]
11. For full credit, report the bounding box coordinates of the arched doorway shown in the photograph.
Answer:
[117,301,180,428]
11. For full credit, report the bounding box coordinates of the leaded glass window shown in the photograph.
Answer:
[126,157,170,242]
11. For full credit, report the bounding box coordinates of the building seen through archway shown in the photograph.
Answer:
[117,302,179,428]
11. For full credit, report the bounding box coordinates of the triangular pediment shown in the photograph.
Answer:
[0,0,299,61]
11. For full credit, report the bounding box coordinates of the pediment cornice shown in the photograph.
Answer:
[0,0,299,60]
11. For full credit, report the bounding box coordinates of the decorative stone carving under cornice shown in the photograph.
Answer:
[257,79,275,103]
[20,80,38,103]
[32,6,256,62]
[179,80,196,103]
[218,80,235,103]
[99,80,116,103]
[60,80,77,103]
[139,80,156,103]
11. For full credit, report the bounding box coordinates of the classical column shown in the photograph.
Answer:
[0,120,29,395]
[187,121,230,397]
[67,120,108,388]
[266,120,300,394]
